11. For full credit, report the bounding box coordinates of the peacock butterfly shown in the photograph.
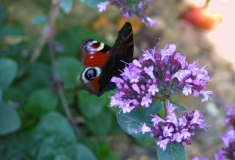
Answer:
[79,22,134,96]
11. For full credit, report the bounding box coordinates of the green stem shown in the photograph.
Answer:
[163,99,167,117]
[205,0,211,7]
[48,0,80,136]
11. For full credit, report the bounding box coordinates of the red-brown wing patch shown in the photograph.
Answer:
[79,39,110,67]
[80,76,100,95]
[82,51,109,67]
[80,67,102,95]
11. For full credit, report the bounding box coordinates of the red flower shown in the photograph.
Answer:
[181,4,223,31]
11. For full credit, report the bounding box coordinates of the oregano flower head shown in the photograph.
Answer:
[214,105,235,160]
[193,105,235,160]
[141,103,206,150]
[97,0,156,26]
[110,43,213,113]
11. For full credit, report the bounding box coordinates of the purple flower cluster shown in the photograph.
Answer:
[193,106,235,160]
[97,0,156,26]
[214,105,235,160]
[110,43,212,113]
[192,157,210,160]
[141,103,206,150]
[214,127,235,160]
[224,106,235,126]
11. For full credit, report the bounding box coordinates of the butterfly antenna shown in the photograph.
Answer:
[120,60,128,64]
[156,37,160,43]
[152,38,161,51]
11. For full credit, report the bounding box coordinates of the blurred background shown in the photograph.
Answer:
[0,0,234,159]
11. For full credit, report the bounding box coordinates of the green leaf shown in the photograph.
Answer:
[59,0,73,14]
[86,109,112,135]
[0,102,21,135]
[142,100,163,116]
[66,144,97,160]
[100,152,119,160]
[0,4,6,25]
[0,89,2,104]
[0,58,17,91]
[31,14,48,25]
[157,143,186,160]
[0,131,31,159]
[29,62,52,86]
[0,25,26,55]
[3,87,27,106]
[117,100,163,137]
[78,90,107,118]
[158,104,166,117]
[56,57,83,90]
[54,155,70,160]
[79,0,104,9]
[31,112,77,159]
[24,88,58,118]
[77,136,99,156]
[108,116,122,135]
[98,141,110,158]
[64,91,75,106]
[0,25,26,41]
[133,136,155,147]
[98,141,119,160]
[55,26,101,57]
[169,99,186,111]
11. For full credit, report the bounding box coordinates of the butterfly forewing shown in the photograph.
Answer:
[109,22,134,59]
[97,22,134,96]
[79,39,111,67]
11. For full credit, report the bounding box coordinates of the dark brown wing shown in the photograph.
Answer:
[97,22,134,96]
[108,22,133,59]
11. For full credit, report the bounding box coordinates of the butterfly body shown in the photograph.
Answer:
[79,22,134,96]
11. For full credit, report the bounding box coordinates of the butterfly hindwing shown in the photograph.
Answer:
[80,67,102,95]
[79,39,111,95]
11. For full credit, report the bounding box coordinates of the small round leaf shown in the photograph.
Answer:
[31,14,48,25]
[157,143,186,160]
[54,155,70,160]
[31,112,77,159]
[56,57,83,90]
[0,58,17,91]
[86,110,112,135]
[59,0,73,14]
[66,144,97,160]
[0,102,21,135]
[117,101,163,137]
[78,90,107,118]
[24,88,58,118]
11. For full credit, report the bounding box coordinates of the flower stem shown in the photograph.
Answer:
[205,0,211,7]
[163,99,167,116]
[48,0,80,136]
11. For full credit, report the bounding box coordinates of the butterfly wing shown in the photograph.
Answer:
[79,39,111,95]
[79,39,111,67]
[98,22,134,96]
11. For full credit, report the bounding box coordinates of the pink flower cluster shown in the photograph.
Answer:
[214,127,235,160]
[97,0,156,26]
[110,43,213,113]
[214,105,235,160]
[224,106,235,126]
[193,105,235,160]
[195,127,235,160]
[141,103,206,150]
